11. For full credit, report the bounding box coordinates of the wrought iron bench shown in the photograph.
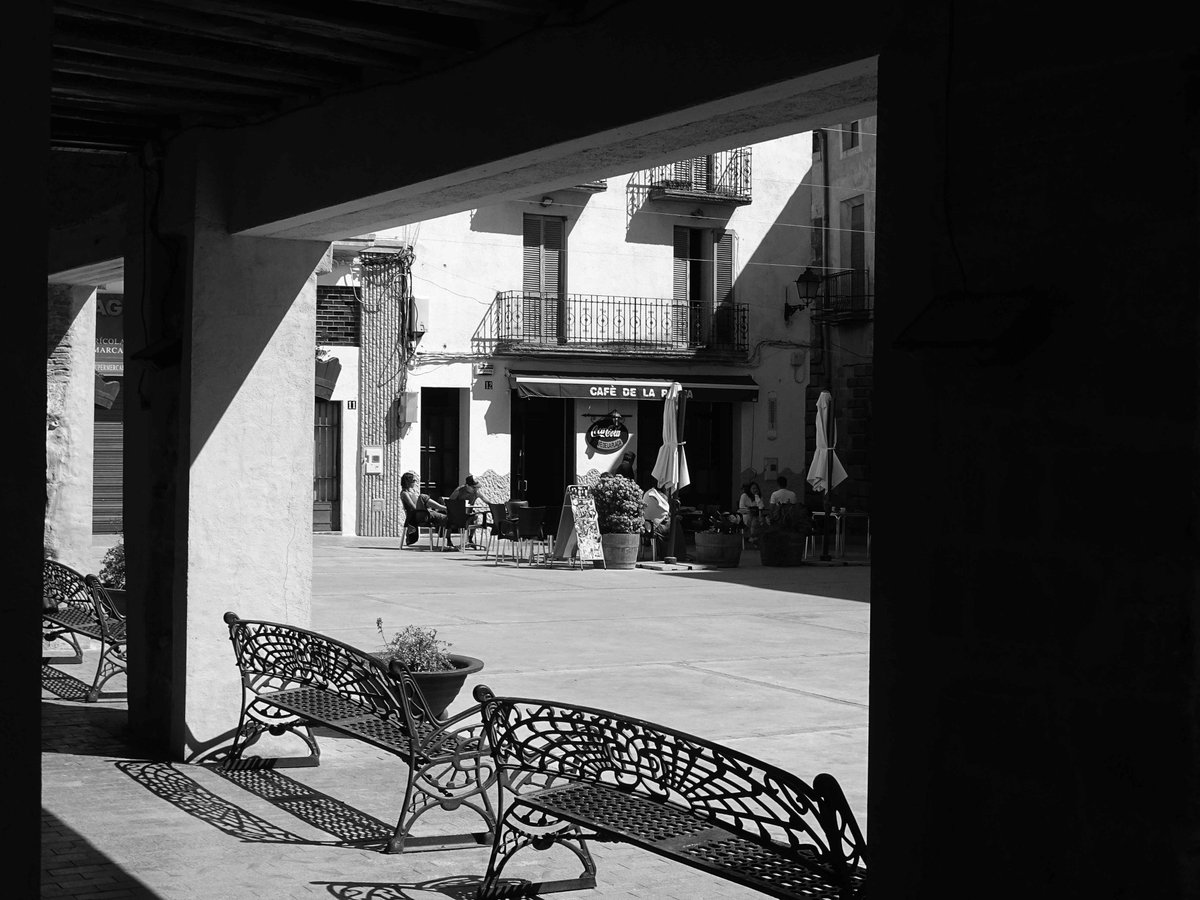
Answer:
[42,559,128,702]
[472,685,868,900]
[222,611,496,853]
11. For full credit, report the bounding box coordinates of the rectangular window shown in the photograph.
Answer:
[839,196,866,297]
[843,120,861,152]
[811,216,824,271]
[522,214,566,343]
[673,226,734,347]
[812,131,822,159]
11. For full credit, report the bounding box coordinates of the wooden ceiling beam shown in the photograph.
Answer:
[56,4,425,68]
[54,49,305,98]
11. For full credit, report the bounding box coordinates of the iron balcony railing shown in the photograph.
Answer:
[636,148,752,203]
[474,291,749,354]
[812,268,874,324]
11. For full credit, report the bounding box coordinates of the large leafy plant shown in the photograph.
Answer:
[375,618,455,672]
[760,502,814,535]
[590,473,644,534]
[99,534,126,589]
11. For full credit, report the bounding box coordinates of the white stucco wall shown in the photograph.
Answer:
[333,132,818,519]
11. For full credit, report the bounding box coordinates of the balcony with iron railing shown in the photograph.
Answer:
[472,291,749,357]
[629,148,753,207]
[812,268,873,324]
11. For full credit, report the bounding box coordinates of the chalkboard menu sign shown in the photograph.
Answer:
[551,484,605,567]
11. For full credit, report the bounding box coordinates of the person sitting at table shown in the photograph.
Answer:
[738,481,765,547]
[400,471,457,549]
[449,474,490,549]
[641,476,671,557]
[768,475,798,507]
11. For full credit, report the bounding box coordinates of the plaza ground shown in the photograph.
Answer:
[42,533,870,899]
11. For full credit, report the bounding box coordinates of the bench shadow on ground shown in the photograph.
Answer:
[319,876,548,899]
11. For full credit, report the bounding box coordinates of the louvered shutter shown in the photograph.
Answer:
[542,216,564,343]
[715,231,733,304]
[93,380,123,533]
[522,215,543,341]
[672,226,689,347]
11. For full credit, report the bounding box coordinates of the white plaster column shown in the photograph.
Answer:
[179,225,326,757]
[45,283,97,570]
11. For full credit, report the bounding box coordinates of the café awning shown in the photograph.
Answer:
[508,371,758,403]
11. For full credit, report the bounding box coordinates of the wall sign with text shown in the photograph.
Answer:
[584,416,629,454]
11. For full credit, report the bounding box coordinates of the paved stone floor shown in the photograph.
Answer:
[41,534,870,899]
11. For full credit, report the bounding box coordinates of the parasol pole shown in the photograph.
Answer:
[668,389,689,560]
[820,389,834,561]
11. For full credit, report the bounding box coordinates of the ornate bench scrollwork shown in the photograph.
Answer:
[223,611,496,853]
[473,684,867,900]
[42,560,128,702]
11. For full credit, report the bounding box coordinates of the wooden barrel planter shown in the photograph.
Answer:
[600,533,641,570]
[758,531,808,566]
[693,532,743,567]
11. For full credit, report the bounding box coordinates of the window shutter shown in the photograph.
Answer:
[543,216,563,341]
[715,231,733,304]
[673,226,689,346]
[522,215,543,340]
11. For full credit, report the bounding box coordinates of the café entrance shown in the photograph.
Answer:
[510,393,570,507]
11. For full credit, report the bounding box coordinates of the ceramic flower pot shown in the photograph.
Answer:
[693,532,743,567]
[376,653,484,719]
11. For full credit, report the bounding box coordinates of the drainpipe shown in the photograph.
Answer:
[820,129,835,560]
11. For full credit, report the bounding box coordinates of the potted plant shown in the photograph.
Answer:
[590,473,644,570]
[693,507,745,567]
[98,534,127,614]
[374,619,483,719]
[758,502,814,567]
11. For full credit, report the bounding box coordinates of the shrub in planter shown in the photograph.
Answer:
[99,534,126,589]
[758,503,814,567]
[693,507,745,567]
[374,619,483,719]
[590,473,644,569]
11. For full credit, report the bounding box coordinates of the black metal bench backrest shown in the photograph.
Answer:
[474,686,867,884]
[223,611,440,731]
[43,559,90,612]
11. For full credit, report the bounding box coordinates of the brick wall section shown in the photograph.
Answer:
[316,286,360,346]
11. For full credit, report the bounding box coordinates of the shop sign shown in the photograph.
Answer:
[585,416,629,453]
[95,294,123,375]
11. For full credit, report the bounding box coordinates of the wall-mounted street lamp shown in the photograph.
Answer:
[784,267,823,323]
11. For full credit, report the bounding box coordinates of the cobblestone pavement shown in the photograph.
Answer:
[41,534,870,899]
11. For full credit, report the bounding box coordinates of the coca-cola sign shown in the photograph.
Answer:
[585,416,629,453]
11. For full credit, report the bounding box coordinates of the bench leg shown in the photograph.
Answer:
[478,801,597,899]
[86,641,127,702]
[223,697,321,770]
[42,625,83,667]
[387,746,499,853]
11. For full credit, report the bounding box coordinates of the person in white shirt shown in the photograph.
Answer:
[641,477,671,556]
[768,475,798,507]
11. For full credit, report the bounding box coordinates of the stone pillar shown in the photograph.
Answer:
[123,136,327,759]
[871,8,1199,897]
[45,283,97,570]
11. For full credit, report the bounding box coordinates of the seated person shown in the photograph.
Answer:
[641,477,671,556]
[400,471,456,549]
[768,475,798,507]
[449,474,490,548]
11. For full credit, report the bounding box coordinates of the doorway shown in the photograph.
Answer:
[510,394,570,507]
[420,387,460,499]
[313,398,341,531]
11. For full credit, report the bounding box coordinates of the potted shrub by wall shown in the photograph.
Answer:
[693,507,745,567]
[758,503,814,567]
[590,473,644,570]
[374,619,484,719]
[98,534,127,614]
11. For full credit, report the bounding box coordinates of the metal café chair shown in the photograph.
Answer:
[486,502,518,563]
[436,497,471,551]
[513,506,548,566]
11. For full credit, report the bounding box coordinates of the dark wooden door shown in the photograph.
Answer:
[420,387,460,500]
[313,398,341,531]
